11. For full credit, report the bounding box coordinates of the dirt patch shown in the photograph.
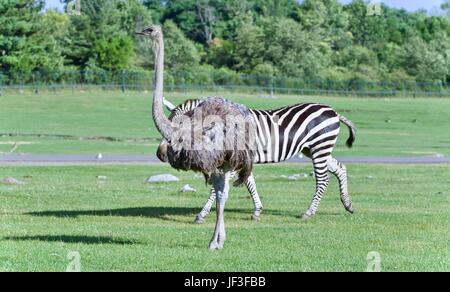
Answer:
[0,141,35,154]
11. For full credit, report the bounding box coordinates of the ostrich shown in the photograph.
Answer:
[158,98,263,223]
[138,26,257,250]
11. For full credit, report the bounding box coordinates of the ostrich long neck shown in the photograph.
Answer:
[152,33,173,140]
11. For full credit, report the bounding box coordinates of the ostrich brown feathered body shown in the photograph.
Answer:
[166,97,256,186]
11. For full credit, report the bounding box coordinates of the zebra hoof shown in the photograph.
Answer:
[251,214,260,221]
[251,209,262,221]
[345,204,354,214]
[194,215,205,224]
[299,213,312,220]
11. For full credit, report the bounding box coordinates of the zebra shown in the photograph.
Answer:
[158,97,357,221]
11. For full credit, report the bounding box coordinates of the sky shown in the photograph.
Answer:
[45,0,446,13]
[339,0,445,12]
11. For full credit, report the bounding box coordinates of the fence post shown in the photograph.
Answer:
[0,71,3,96]
[121,70,126,93]
[270,75,274,98]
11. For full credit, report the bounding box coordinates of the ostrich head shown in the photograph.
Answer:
[157,140,169,162]
[136,26,162,38]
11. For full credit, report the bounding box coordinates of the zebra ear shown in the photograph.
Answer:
[163,97,176,111]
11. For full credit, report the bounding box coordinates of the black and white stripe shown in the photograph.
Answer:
[165,98,203,119]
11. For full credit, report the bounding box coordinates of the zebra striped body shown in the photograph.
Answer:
[159,97,356,221]
[250,103,341,164]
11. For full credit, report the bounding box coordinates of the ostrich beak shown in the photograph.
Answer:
[136,27,155,36]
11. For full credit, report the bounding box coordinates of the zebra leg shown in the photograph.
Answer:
[246,173,263,221]
[300,155,330,220]
[209,172,231,250]
[195,187,216,224]
[328,157,354,214]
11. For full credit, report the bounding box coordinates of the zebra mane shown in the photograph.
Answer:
[167,98,204,119]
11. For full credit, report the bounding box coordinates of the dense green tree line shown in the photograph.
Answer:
[1,0,449,84]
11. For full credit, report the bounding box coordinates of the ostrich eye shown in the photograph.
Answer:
[178,138,184,143]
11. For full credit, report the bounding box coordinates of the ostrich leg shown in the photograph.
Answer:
[195,172,263,224]
[209,172,231,250]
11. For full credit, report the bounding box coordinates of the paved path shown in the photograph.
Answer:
[1,154,449,165]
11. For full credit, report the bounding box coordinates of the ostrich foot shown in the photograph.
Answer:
[208,235,225,250]
[208,240,224,250]
[194,214,206,224]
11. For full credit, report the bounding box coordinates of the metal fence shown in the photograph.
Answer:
[0,69,449,98]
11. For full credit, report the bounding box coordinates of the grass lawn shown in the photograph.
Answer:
[0,163,449,272]
[1,90,449,156]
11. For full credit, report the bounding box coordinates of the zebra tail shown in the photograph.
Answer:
[339,115,357,148]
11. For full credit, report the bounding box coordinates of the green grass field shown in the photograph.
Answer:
[1,90,450,156]
[0,164,449,272]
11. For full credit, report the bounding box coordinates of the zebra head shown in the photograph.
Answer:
[156,98,203,163]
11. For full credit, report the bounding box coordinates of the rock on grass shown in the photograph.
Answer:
[147,174,180,183]
[179,184,197,193]
[1,177,25,185]
[283,173,309,181]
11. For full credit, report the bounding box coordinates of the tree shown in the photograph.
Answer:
[402,36,449,82]
[62,0,147,70]
[1,0,449,84]
[416,15,450,42]
[63,0,121,68]
[163,20,201,73]
[163,0,202,42]
[95,36,134,70]
[117,0,153,36]
[442,0,450,16]
[337,45,382,80]
[376,42,403,71]
[143,0,166,23]
[253,0,298,18]
[206,38,236,69]
[296,0,351,50]
[261,18,329,77]
[213,0,254,39]
[162,0,254,44]
[0,0,64,80]
[162,0,222,45]
[195,0,217,44]
[233,21,265,72]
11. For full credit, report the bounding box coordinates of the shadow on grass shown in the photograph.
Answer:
[3,235,138,245]
[26,207,205,219]
[25,206,298,220]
